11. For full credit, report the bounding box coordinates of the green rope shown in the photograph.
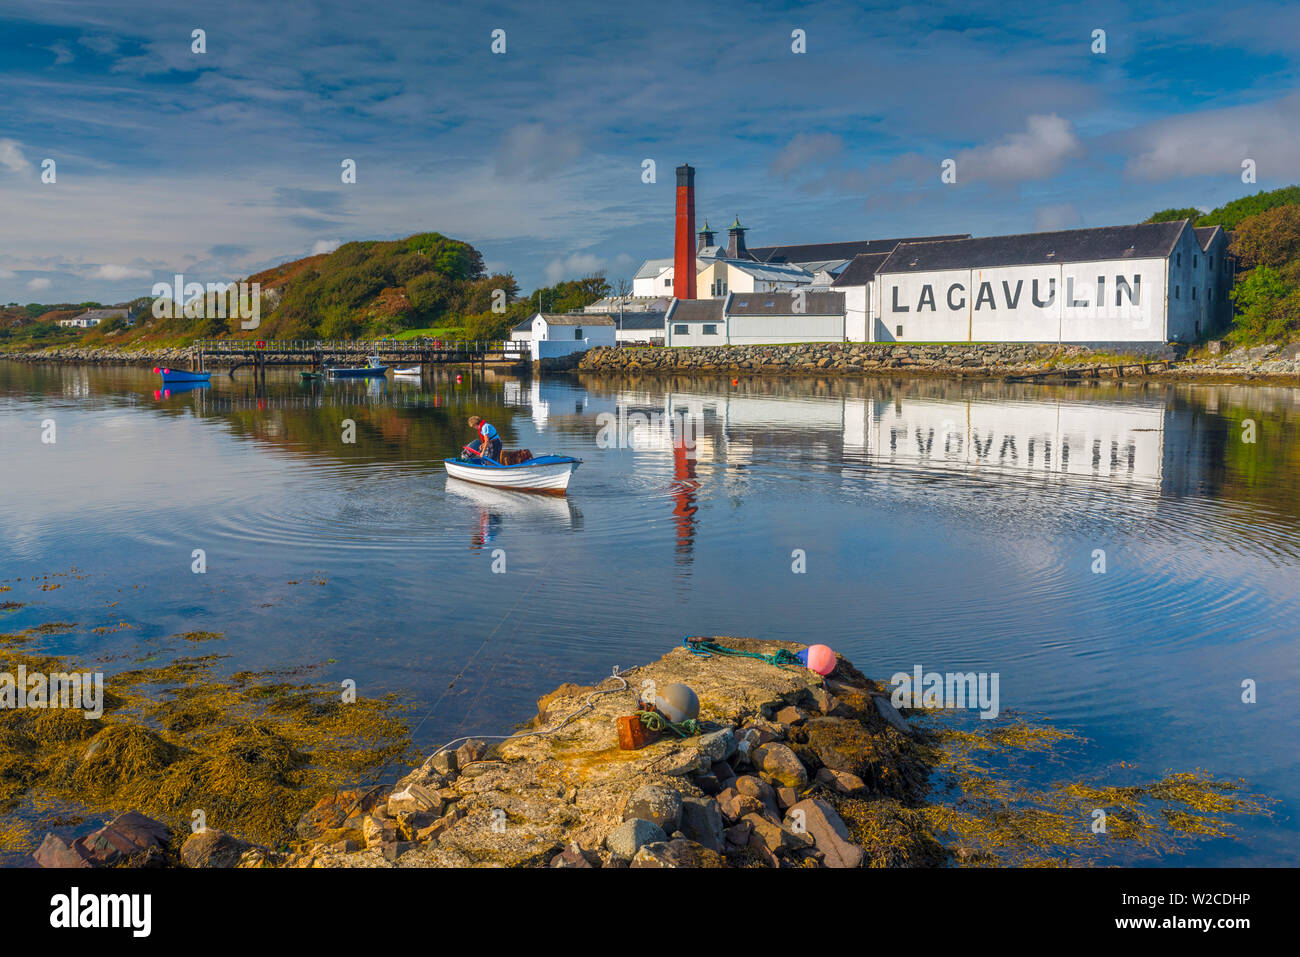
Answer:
[683,636,802,669]
[635,709,701,738]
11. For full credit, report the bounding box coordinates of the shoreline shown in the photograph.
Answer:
[577,342,1300,385]
[5,342,1300,384]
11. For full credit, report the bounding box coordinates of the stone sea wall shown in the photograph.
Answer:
[579,342,1140,377]
[576,341,1300,382]
[3,346,196,366]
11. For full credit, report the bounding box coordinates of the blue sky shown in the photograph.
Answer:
[2,0,1299,303]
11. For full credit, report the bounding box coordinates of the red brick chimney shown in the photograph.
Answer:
[674,164,697,299]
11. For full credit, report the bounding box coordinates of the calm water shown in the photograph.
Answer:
[1,361,1298,866]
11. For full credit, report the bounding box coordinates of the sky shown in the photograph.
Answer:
[1,0,1299,303]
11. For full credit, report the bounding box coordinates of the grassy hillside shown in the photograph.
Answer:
[1,232,612,350]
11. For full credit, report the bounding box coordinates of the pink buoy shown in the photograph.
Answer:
[798,643,836,676]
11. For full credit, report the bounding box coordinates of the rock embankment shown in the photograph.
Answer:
[4,346,196,366]
[577,341,1300,382]
[284,637,935,869]
[580,342,1139,378]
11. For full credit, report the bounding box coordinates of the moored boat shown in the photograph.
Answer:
[155,367,211,384]
[327,365,388,377]
[443,453,581,494]
[393,366,421,376]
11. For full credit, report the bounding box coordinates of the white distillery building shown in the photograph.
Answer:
[527,313,616,362]
[833,220,1234,344]
[664,291,846,346]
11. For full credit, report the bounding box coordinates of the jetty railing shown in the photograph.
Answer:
[191,338,524,374]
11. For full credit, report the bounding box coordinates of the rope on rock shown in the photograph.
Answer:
[635,709,701,738]
[683,635,802,669]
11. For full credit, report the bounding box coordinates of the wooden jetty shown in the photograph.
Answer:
[193,338,524,378]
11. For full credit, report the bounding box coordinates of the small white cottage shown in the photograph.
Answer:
[528,313,617,362]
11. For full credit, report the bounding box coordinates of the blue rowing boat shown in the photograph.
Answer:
[156,367,211,384]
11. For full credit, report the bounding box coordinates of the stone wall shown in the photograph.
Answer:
[2,346,196,366]
[577,342,1160,377]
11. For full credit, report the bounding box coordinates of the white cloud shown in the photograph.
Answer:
[26,277,52,291]
[544,252,604,284]
[87,264,153,280]
[0,139,32,174]
[1125,93,1300,181]
[48,43,75,66]
[954,114,1081,184]
[311,238,342,255]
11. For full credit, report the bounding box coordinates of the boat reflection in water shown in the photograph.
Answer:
[153,381,210,400]
[444,477,583,549]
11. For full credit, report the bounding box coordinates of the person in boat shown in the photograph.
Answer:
[467,416,502,462]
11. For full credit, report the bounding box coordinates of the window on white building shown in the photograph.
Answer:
[673,324,687,335]
[703,324,718,335]
[896,324,903,337]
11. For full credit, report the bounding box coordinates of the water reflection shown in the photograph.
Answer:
[2,361,1298,865]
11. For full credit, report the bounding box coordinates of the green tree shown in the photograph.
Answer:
[1229,265,1298,343]
[1229,204,1300,277]
[1145,207,1203,224]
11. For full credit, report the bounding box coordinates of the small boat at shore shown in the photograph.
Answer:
[393,366,421,376]
[155,367,211,384]
[443,452,582,494]
[328,354,388,377]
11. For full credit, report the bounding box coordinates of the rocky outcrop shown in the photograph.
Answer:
[286,637,931,869]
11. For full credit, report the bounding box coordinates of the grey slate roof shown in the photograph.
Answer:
[748,235,969,265]
[613,312,667,331]
[727,291,844,316]
[878,221,1189,273]
[667,299,725,322]
[73,308,129,321]
[1193,225,1223,251]
[830,252,893,287]
[538,313,616,326]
